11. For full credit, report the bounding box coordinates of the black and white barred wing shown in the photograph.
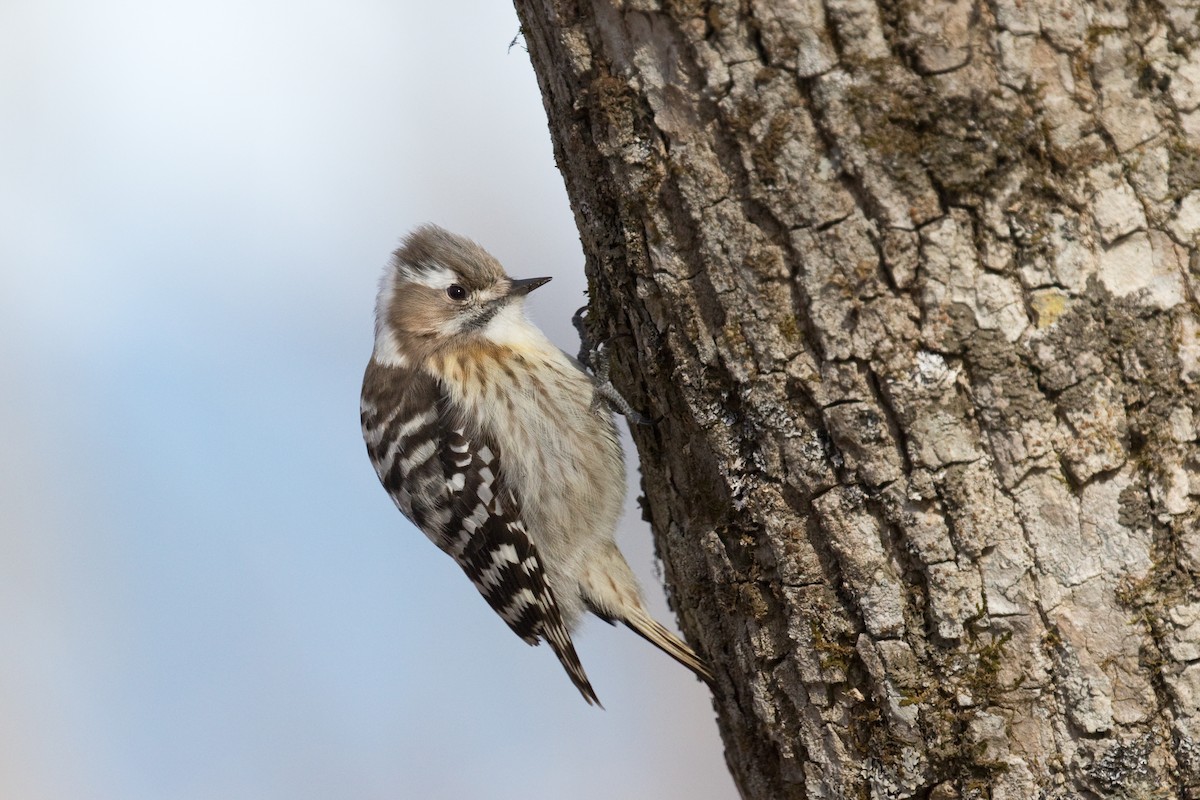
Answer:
[361,368,599,705]
[436,419,600,706]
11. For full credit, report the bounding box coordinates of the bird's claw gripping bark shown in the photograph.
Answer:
[573,305,653,426]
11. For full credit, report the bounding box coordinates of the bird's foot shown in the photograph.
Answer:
[573,305,652,426]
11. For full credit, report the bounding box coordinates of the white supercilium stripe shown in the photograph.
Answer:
[400,263,457,289]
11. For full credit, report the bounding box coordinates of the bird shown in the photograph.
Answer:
[360,224,713,705]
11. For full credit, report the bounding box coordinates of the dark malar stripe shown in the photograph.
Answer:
[464,301,503,332]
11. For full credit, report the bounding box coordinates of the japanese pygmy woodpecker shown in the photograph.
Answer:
[360,224,712,704]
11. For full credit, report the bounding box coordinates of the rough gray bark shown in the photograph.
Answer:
[511,0,1200,797]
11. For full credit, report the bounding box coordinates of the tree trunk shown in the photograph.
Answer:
[511,1,1200,797]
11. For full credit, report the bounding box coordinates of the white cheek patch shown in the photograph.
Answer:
[372,267,409,367]
[374,266,398,331]
[436,316,463,338]
[373,328,410,367]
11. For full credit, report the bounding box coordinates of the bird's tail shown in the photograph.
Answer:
[622,605,715,686]
[540,619,603,707]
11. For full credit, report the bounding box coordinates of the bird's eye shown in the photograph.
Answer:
[446,284,468,301]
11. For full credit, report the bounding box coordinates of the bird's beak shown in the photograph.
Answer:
[509,276,552,296]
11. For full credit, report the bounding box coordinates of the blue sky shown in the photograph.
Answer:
[0,2,733,798]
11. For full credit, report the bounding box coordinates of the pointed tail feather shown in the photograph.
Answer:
[623,606,715,686]
[539,619,603,707]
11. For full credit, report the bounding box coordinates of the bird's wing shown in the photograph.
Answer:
[362,363,599,705]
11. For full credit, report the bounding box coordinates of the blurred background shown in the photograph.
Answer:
[0,1,735,798]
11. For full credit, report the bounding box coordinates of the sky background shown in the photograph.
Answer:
[0,2,735,798]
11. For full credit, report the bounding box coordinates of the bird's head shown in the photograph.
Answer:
[374,224,551,362]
